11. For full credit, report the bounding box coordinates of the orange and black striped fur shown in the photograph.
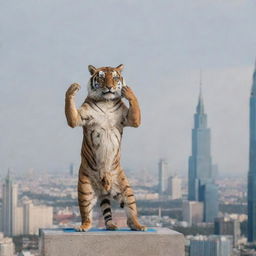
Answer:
[65,64,146,231]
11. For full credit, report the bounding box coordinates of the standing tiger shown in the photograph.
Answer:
[65,64,147,232]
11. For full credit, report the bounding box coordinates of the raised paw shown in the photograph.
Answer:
[76,221,92,232]
[121,86,136,101]
[66,83,81,98]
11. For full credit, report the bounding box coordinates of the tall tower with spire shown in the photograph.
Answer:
[1,170,18,236]
[248,60,256,242]
[188,79,218,222]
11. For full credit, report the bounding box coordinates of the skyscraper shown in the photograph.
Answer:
[248,60,256,243]
[188,86,219,222]
[1,171,18,237]
[158,159,169,195]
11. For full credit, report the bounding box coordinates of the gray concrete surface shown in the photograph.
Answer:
[39,228,185,256]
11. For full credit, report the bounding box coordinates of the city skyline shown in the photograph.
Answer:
[1,1,256,255]
[0,1,256,176]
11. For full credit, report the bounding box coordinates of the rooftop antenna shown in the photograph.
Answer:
[199,69,202,98]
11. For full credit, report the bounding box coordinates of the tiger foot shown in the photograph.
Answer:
[106,222,118,231]
[76,221,92,232]
[127,219,147,231]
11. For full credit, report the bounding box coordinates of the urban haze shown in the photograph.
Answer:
[0,0,256,176]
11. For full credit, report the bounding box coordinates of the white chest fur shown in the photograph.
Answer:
[81,100,125,176]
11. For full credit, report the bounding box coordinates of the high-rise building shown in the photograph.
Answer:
[0,233,15,256]
[189,235,233,256]
[188,87,219,222]
[167,175,182,199]
[158,159,169,194]
[214,217,241,247]
[1,171,18,237]
[182,200,204,226]
[248,60,256,243]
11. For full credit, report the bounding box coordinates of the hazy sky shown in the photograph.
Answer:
[0,0,256,177]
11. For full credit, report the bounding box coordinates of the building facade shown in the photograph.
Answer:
[23,199,53,235]
[189,235,232,256]
[214,217,240,247]
[248,61,256,243]
[167,176,182,199]
[182,200,204,226]
[188,88,219,222]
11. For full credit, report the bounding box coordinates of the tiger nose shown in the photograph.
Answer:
[106,84,112,89]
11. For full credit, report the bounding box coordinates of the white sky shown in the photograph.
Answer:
[0,0,256,177]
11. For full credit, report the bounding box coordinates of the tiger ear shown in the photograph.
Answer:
[116,64,124,72]
[88,65,97,75]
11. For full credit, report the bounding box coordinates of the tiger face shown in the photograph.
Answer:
[87,64,126,100]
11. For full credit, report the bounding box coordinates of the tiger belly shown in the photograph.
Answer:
[82,125,121,190]
[93,126,120,172]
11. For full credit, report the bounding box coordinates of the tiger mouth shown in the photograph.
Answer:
[102,91,115,95]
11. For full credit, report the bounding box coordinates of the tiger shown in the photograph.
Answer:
[65,64,147,232]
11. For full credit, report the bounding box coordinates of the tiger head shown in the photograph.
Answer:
[87,64,126,100]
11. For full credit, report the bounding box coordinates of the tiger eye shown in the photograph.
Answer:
[98,77,105,82]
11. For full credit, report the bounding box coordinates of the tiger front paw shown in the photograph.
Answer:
[66,83,81,98]
[121,86,136,101]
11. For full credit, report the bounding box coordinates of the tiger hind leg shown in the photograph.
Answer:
[99,194,118,230]
[76,167,96,232]
[118,170,147,231]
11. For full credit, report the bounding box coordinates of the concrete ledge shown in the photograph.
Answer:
[39,228,185,256]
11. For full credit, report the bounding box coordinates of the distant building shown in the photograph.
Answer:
[1,171,18,236]
[248,60,256,243]
[158,159,169,195]
[23,199,53,235]
[182,200,204,226]
[167,176,182,200]
[214,217,241,247]
[69,163,75,177]
[203,183,219,222]
[14,206,24,235]
[188,86,219,222]
[0,232,15,256]
[189,235,232,256]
